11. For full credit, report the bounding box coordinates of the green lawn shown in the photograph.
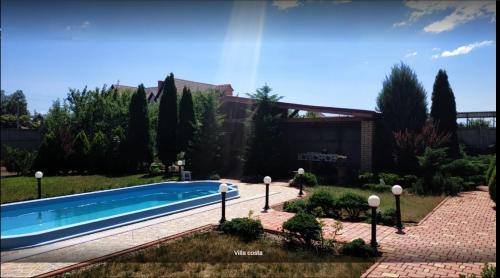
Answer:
[61,231,375,278]
[0,174,176,204]
[309,185,446,223]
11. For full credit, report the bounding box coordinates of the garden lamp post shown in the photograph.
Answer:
[392,185,404,233]
[219,183,228,224]
[298,168,305,197]
[35,171,43,199]
[177,160,184,178]
[263,176,272,212]
[368,195,380,248]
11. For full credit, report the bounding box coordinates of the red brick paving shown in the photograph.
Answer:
[259,190,496,277]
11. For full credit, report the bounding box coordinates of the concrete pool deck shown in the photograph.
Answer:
[1,181,299,277]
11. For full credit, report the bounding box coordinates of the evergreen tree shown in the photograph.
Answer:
[89,131,108,173]
[186,92,223,179]
[178,86,196,152]
[376,63,428,133]
[127,84,153,170]
[69,130,90,173]
[156,73,178,166]
[33,132,65,175]
[243,85,285,178]
[430,70,460,158]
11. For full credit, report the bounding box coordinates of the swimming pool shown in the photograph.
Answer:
[1,181,239,250]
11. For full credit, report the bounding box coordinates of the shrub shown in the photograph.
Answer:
[219,217,264,242]
[444,176,464,196]
[283,199,308,213]
[307,190,339,217]
[282,211,321,245]
[402,174,418,187]
[481,263,496,278]
[293,172,318,187]
[363,183,392,193]
[341,238,378,257]
[378,172,400,185]
[148,162,163,175]
[485,155,496,185]
[3,146,36,175]
[488,168,496,203]
[338,193,369,220]
[241,175,264,184]
[357,172,376,186]
[209,173,221,180]
[377,208,397,226]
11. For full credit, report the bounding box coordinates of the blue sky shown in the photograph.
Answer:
[1,0,496,114]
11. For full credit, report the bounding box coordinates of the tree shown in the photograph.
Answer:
[186,92,224,178]
[33,132,66,175]
[69,130,90,172]
[243,85,286,178]
[127,84,153,170]
[178,86,196,152]
[89,131,108,173]
[376,63,428,133]
[430,70,460,158]
[2,90,29,116]
[156,73,178,166]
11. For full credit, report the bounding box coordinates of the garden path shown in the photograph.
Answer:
[259,189,496,277]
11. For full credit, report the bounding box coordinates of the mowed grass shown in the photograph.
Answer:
[309,186,446,223]
[62,231,375,278]
[0,174,176,204]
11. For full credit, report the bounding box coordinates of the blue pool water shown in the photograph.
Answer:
[1,182,231,237]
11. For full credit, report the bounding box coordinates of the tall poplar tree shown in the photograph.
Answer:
[430,70,460,158]
[156,73,178,166]
[178,86,196,152]
[127,84,153,170]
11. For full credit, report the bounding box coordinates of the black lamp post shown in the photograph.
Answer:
[35,171,43,199]
[392,185,404,234]
[368,195,380,248]
[297,168,305,197]
[263,176,272,212]
[219,183,228,224]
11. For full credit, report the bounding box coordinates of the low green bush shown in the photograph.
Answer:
[2,146,36,175]
[362,183,392,193]
[208,173,221,180]
[282,211,322,245]
[219,217,264,242]
[338,193,369,220]
[292,172,318,187]
[148,162,163,175]
[377,208,397,226]
[357,172,376,186]
[307,190,339,217]
[283,199,308,213]
[378,172,400,185]
[444,176,464,196]
[459,263,496,278]
[488,168,496,203]
[341,238,378,257]
[401,174,418,187]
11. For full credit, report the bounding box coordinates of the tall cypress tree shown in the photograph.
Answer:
[156,73,178,166]
[243,85,285,178]
[430,70,460,158]
[178,86,196,152]
[376,63,428,133]
[127,84,153,170]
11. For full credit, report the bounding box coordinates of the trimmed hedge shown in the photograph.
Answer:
[292,172,318,187]
[283,199,308,213]
[219,217,264,242]
[341,238,378,257]
[282,211,322,245]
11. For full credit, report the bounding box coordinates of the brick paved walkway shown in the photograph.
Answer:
[260,190,496,278]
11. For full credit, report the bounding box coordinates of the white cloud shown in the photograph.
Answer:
[432,47,441,51]
[81,20,90,29]
[394,1,496,33]
[272,0,301,10]
[405,51,418,57]
[431,40,494,59]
